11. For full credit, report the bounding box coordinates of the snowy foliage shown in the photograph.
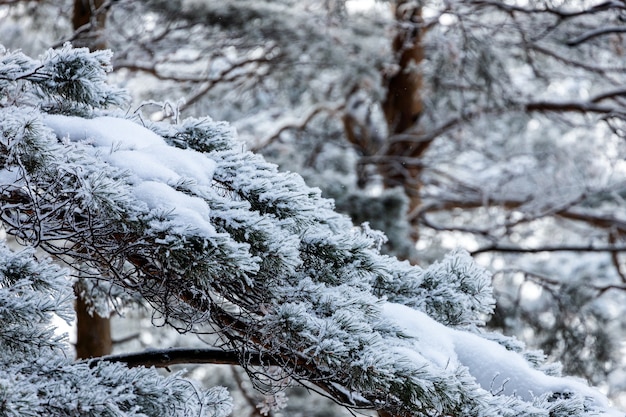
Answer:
[0,243,232,417]
[0,44,622,416]
[0,43,127,113]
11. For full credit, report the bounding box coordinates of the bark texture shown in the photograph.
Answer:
[379,1,428,212]
[72,0,108,50]
[72,0,112,359]
[74,283,112,359]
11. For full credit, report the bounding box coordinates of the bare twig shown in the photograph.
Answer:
[231,367,270,417]
[253,103,344,151]
[567,27,626,47]
[470,0,626,18]
[472,244,626,256]
[608,232,626,283]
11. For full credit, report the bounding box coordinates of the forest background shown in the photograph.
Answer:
[2,0,626,415]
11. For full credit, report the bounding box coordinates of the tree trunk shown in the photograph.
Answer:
[379,0,428,213]
[72,0,112,359]
[74,282,112,359]
[382,1,425,136]
[72,0,108,50]
[342,1,428,213]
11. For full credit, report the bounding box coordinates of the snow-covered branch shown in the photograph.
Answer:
[1,41,623,417]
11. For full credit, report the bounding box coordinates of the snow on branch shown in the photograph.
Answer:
[383,303,609,407]
[0,43,128,111]
[0,240,232,417]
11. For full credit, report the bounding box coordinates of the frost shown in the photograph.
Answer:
[44,115,166,149]
[256,391,288,416]
[134,180,216,236]
[0,43,622,417]
[44,114,218,238]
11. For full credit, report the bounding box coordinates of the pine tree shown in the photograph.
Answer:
[0,44,621,417]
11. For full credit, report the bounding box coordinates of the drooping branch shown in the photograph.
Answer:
[557,209,626,233]
[417,195,626,229]
[530,42,626,74]
[179,55,277,113]
[92,345,376,413]
[0,0,32,4]
[590,87,626,103]
[608,232,626,283]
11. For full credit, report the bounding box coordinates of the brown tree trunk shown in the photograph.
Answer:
[72,0,108,50]
[342,1,429,214]
[74,282,112,359]
[382,2,425,136]
[379,1,428,213]
[72,0,112,359]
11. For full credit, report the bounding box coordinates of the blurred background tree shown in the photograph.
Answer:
[2,0,626,411]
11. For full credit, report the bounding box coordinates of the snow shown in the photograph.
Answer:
[43,115,217,237]
[44,115,166,149]
[382,303,611,409]
[37,114,622,415]
[43,115,215,184]
[0,167,20,186]
[134,181,215,236]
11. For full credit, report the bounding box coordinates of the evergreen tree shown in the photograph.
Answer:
[0,44,621,417]
[4,4,626,397]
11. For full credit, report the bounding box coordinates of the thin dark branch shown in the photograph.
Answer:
[111,333,140,345]
[525,100,623,115]
[608,232,626,283]
[493,267,626,294]
[557,209,626,233]
[253,103,344,152]
[470,0,626,18]
[180,55,276,112]
[472,244,626,256]
[531,43,626,73]
[0,0,41,4]
[89,347,273,368]
[567,27,626,47]
[394,96,626,161]
[591,87,626,103]
[231,367,270,417]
